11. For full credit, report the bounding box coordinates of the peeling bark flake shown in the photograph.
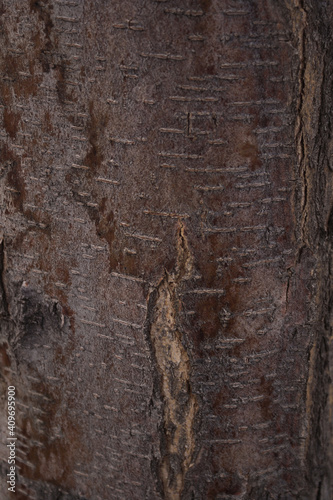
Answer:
[146,222,197,500]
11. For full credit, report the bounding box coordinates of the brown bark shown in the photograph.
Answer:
[0,1,332,499]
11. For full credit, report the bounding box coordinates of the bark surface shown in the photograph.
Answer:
[0,1,333,499]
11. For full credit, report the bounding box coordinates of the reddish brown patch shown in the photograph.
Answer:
[95,207,118,270]
[239,140,262,170]
[55,60,73,104]
[95,200,115,244]
[201,259,218,287]
[194,295,221,341]
[207,474,244,498]
[199,0,212,11]
[30,0,54,40]
[0,343,11,368]
[62,304,75,332]
[2,52,19,80]
[83,195,119,272]
[19,386,84,489]
[4,146,26,212]
[3,109,21,138]
[123,251,137,275]
[1,53,40,99]
[55,265,70,285]
[14,75,40,99]
[43,110,53,134]
[30,0,55,73]
[259,375,274,420]
[212,388,230,413]
[83,101,108,175]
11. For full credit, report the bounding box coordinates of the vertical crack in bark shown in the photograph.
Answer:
[286,1,333,495]
[286,0,308,244]
[146,221,198,500]
[286,0,325,246]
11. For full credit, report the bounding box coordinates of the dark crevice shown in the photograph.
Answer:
[144,283,166,499]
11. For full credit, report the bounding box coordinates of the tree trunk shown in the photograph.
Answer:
[0,1,332,499]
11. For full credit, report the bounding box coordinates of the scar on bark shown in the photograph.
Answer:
[146,221,198,500]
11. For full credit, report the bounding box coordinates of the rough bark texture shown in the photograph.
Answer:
[0,1,332,499]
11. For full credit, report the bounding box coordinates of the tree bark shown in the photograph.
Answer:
[0,1,332,499]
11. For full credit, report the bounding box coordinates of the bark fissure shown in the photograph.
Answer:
[287,0,333,496]
[286,0,308,244]
[146,222,198,500]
